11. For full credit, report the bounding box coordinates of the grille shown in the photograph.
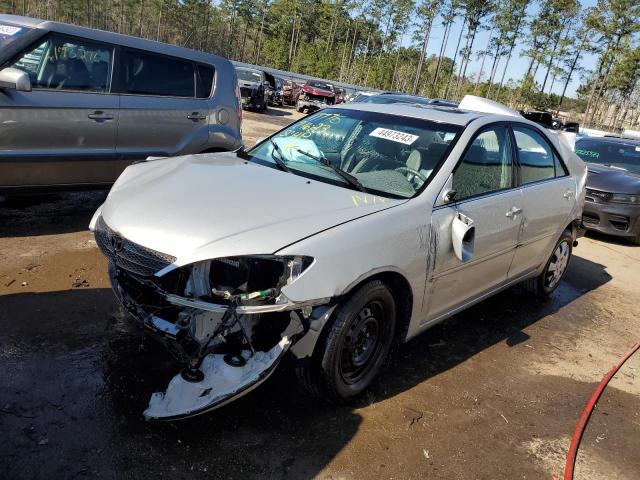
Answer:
[240,86,252,98]
[609,215,630,231]
[582,213,600,225]
[94,216,176,277]
[585,188,612,203]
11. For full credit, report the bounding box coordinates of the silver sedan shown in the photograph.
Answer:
[91,97,586,420]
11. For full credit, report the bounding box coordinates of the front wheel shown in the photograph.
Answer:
[524,230,573,295]
[296,280,396,402]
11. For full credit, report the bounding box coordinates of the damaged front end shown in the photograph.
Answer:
[94,216,330,420]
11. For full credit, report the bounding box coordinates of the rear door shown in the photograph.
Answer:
[508,125,576,278]
[0,34,117,187]
[426,125,523,321]
[114,48,211,174]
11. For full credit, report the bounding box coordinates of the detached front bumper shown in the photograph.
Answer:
[582,200,640,240]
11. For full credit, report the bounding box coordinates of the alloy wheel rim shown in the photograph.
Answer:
[545,240,570,288]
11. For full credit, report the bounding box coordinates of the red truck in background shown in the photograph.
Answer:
[282,80,302,106]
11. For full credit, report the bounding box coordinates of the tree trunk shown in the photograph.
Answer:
[443,17,466,98]
[413,17,434,95]
[474,26,494,91]
[433,17,453,93]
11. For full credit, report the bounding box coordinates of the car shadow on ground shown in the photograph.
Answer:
[264,106,294,117]
[0,191,107,237]
[0,254,611,479]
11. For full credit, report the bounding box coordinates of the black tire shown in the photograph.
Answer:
[296,280,396,402]
[524,229,573,296]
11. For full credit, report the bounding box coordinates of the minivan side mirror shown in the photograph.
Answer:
[451,212,475,262]
[0,68,32,92]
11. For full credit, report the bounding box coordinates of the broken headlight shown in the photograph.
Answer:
[182,255,313,305]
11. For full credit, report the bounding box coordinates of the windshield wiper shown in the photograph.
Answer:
[603,163,628,171]
[269,140,291,173]
[294,148,366,192]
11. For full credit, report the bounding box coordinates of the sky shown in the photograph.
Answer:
[415,0,598,98]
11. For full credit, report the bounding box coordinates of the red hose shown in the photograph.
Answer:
[563,341,640,480]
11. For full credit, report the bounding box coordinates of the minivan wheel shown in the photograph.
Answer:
[296,280,396,402]
[524,230,573,296]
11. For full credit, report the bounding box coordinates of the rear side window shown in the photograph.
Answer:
[196,64,214,98]
[513,126,557,184]
[11,35,114,93]
[120,49,194,97]
[452,126,513,200]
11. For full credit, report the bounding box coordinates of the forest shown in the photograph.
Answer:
[1,0,639,130]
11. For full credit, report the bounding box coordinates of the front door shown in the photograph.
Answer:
[0,34,117,187]
[508,125,577,278]
[426,125,523,322]
[115,48,210,175]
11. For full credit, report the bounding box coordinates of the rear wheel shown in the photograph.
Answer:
[524,230,573,296]
[296,280,396,402]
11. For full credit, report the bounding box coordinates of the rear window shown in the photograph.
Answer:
[120,49,194,97]
[196,64,214,98]
[575,138,640,174]
[0,22,30,49]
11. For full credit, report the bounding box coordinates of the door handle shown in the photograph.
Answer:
[88,111,114,120]
[187,112,207,120]
[505,206,523,218]
[563,190,574,199]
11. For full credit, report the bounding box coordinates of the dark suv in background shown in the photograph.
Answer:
[0,14,242,193]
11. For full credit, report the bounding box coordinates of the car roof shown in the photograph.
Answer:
[368,93,433,105]
[331,102,485,127]
[0,14,229,65]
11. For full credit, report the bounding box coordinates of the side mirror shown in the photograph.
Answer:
[451,212,475,262]
[443,189,457,203]
[0,67,32,92]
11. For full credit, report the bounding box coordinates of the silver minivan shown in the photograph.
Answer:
[0,14,242,193]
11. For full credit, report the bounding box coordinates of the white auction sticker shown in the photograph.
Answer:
[0,25,22,36]
[369,127,419,145]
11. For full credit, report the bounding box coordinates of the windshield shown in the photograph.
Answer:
[244,108,462,198]
[0,22,30,49]
[575,138,640,174]
[236,68,262,83]
[307,81,333,91]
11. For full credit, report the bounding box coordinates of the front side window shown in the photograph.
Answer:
[513,126,556,184]
[452,126,513,200]
[11,35,113,92]
[243,108,461,199]
[121,49,194,97]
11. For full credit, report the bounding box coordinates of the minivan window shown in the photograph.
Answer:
[513,126,556,184]
[11,35,114,93]
[196,64,214,98]
[453,126,513,200]
[121,49,194,97]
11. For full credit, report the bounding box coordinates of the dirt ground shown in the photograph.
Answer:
[1,106,639,480]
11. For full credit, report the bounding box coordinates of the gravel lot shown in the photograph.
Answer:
[1,106,639,479]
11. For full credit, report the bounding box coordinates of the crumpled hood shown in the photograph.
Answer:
[587,163,640,195]
[100,152,404,266]
[304,86,334,97]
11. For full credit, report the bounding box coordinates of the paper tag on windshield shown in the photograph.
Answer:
[0,25,22,36]
[369,127,419,145]
[636,146,640,152]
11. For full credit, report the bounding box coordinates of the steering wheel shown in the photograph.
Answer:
[395,166,428,186]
